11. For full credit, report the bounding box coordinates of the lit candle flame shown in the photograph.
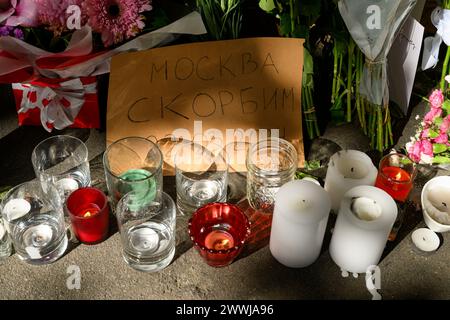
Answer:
[214,238,231,251]
[395,171,402,181]
[84,211,92,218]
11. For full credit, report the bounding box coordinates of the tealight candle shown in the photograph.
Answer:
[270,180,331,268]
[56,178,79,193]
[375,153,416,203]
[66,187,109,244]
[189,203,251,267]
[421,176,450,233]
[411,228,440,253]
[329,186,397,274]
[3,198,31,221]
[324,150,378,212]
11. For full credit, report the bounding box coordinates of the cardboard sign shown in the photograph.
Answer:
[107,38,305,174]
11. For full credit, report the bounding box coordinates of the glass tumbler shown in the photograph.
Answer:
[31,135,91,203]
[116,191,176,272]
[246,138,298,214]
[103,137,163,213]
[0,181,68,264]
[0,218,12,260]
[174,141,228,216]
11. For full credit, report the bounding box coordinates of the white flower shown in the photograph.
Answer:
[421,154,434,165]
[415,115,420,120]
[446,75,450,84]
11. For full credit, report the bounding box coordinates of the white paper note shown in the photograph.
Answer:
[388,17,424,115]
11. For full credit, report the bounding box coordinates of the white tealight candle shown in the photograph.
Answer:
[270,180,331,268]
[3,199,31,221]
[411,228,440,253]
[324,150,378,212]
[329,186,397,274]
[421,176,450,233]
[56,178,79,193]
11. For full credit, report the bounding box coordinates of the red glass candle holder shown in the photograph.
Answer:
[188,203,251,267]
[375,153,416,203]
[66,187,109,244]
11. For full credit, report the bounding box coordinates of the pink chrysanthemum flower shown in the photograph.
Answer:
[35,0,87,36]
[83,0,152,47]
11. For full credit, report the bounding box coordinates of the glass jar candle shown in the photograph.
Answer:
[246,138,298,214]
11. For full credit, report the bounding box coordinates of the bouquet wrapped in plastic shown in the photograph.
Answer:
[0,1,206,131]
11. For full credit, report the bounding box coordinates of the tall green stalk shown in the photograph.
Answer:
[197,0,243,40]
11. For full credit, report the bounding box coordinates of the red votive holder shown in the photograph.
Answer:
[375,153,416,202]
[66,187,109,244]
[188,203,251,267]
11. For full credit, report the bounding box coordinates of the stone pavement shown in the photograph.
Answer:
[0,98,449,300]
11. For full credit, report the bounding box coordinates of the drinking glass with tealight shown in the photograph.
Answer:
[32,135,91,203]
[188,203,250,267]
[31,135,91,235]
[0,181,68,264]
[374,153,417,241]
[65,187,110,244]
[174,141,228,216]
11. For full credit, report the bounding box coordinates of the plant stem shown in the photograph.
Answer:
[346,40,355,122]
[332,46,338,104]
[441,47,450,91]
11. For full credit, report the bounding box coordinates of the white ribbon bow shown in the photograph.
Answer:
[12,78,96,132]
[422,7,450,70]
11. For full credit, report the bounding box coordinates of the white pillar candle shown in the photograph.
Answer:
[421,176,450,233]
[329,186,397,274]
[270,180,331,268]
[324,150,378,212]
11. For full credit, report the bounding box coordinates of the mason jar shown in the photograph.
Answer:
[246,138,298,214]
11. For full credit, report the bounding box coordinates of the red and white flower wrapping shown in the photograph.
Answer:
[0,12,206,131]
[12,77,99,131]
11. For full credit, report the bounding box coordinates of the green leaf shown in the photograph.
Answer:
[279,12,292,37]
[435,117,444,127]
[302,48,314,87]
[429,130,440,139]
[433,143,448,154]
[433,156,450,164]
[259,0,276,12]
[443,100,450,114]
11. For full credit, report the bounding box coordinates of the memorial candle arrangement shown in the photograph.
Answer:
[329,186,397,274]
[270,180,331,268]
[324,150,378,212]
[66,188,110,244]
